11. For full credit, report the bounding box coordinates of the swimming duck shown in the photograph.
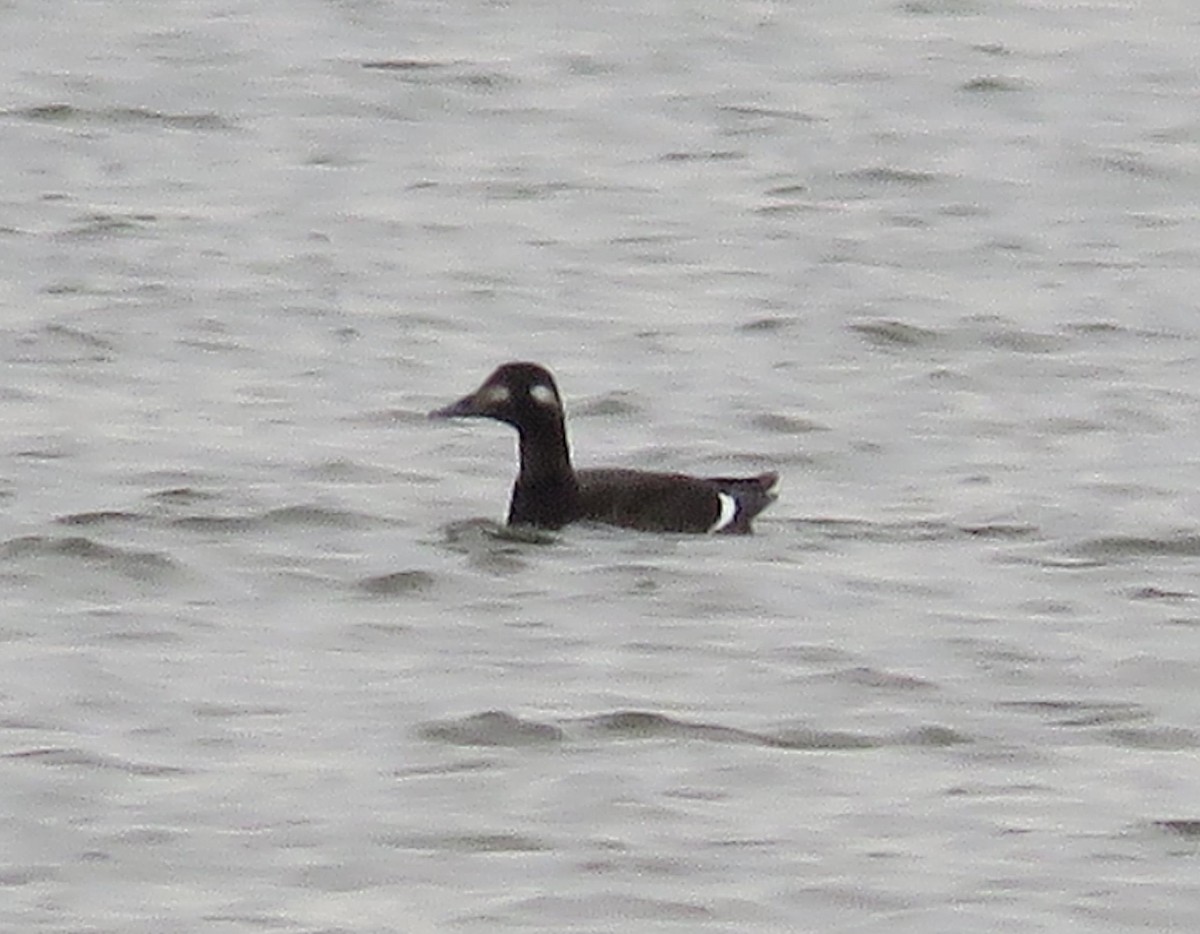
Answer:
[429,362,777,534]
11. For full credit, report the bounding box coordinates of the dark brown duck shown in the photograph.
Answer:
[429,362,778,534]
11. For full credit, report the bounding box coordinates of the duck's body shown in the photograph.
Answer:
[429,362,777,534]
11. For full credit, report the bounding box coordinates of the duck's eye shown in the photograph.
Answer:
[529,384,557,406]
[482,385,510,405]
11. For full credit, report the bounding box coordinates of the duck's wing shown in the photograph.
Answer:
[575,469,777,534]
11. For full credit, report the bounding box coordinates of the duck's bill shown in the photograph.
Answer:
[428,392,485,419]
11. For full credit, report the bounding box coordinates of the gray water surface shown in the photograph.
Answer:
[4,1,1200,931]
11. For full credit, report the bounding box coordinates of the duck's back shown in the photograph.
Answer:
[576,469,778,534]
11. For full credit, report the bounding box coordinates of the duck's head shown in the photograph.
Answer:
[429,362,564,429]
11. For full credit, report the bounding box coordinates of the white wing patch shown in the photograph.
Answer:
[529,384,558,407]
[711,491,738,532]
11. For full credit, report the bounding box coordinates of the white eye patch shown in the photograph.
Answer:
[529,384,558,406]
[482,384,510,405]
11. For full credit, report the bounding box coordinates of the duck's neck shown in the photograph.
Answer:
[508,415,581,528]
[518,415,573,480]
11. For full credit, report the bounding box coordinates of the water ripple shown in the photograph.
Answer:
[1154,820,1200,839]
[417,711,565,747]
[356,570,436,597]
[850,319,942,348]
[789,518,1039,545]
[0,536,177,581]
[379,832,549,853]
[1106,727,1200,751]
[8,103,232,130]
[171,505,388,533]
[4,747,189,776]
[1072,534,1200,561]
[55,510,145,527]
[998,700,1150,728]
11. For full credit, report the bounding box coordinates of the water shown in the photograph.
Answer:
[3,0,1200,930]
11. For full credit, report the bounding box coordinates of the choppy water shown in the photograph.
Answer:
[4,1,1200,931]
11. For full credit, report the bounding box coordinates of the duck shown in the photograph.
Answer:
[429,362,777,534]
